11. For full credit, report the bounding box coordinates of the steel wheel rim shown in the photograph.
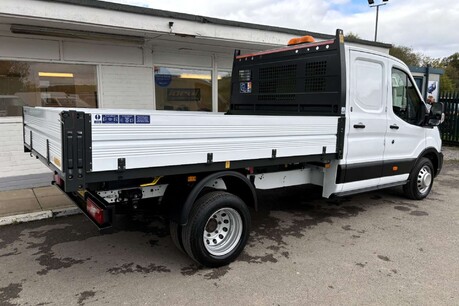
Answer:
[417,165,432,195]
[203,208,243,256]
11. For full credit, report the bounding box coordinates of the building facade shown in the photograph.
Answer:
[0,0,390,190]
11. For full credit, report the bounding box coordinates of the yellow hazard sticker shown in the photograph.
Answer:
[77,189,86,198]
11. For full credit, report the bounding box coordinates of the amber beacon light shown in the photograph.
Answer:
[287,35,315,46]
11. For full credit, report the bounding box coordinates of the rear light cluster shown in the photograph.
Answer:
[86,197,105,225]
[53,173,63,186]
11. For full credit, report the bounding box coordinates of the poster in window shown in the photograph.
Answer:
[427,81,438,104]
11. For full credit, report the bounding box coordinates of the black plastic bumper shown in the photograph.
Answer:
[436,152,444,177]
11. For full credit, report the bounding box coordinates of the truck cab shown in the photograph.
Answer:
[335,46,443,197]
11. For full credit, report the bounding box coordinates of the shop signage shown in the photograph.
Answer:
[167,88,201,101]
[155,67,172,87]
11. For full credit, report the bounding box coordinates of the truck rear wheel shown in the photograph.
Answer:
[403,157,434,200]
[181,191,250,267]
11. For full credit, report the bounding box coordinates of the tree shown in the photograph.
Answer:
[344,32,361,40]
[442,53,459,91]
[389,46,459,92]
[389,45,421,67]
[440,74,455,92]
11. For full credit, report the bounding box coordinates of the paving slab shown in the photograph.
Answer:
[0,189,35,201]
[36,194,74,210]
[0,197,41,217]
[32,185,63,198]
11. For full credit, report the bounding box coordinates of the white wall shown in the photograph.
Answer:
[63,42,144,65]
[0,118,52,190]
[153,50,212,68]
[0,118,49,175]
[100,65,154,109]
[0,35,60,60]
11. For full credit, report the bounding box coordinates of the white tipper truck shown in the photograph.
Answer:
[23,30,445,267]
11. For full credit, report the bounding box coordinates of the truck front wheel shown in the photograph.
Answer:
[181,191,251,267]
[403,157,434,200]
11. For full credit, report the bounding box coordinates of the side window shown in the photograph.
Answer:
[391,68,424,125]
[355,59,384,112]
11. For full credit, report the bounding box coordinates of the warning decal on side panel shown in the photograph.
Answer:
[93,114,102,124]
[102,115,119,124]
[239,82,252,94]
[119,115,135,124]
[136,115,150,124]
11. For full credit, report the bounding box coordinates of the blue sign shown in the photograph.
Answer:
[102,114,119,124]
[136,115,150,124]
[119,115,135,124]
[155,73,172,87]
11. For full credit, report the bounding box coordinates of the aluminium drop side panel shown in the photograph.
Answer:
[23,106,63,171]
[84,110,339,172]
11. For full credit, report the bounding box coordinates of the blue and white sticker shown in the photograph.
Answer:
[93,114,150,124]
[135,115,150,124]
[102,115,119,124]
[119,115,135,124]
[93,114,102,124]
[240,81,252,94]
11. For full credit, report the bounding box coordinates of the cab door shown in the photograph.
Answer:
[341,50,388,192]
[382,66,427,185]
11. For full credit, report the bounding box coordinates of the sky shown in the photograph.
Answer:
[102,0,458,59]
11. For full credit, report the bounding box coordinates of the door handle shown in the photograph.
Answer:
[390,124,399,130]
[353,123,366,129]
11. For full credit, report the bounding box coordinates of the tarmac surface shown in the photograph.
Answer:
[0,156,458,305]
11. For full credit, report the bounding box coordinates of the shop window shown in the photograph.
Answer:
[154,67,212,111]
[0,61,97,117]
[218,71,232,112]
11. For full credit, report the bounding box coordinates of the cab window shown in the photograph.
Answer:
[391,68,425,125]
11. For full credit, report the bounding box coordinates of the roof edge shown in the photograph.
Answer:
[409,66,445,75]
[42,0,391,49]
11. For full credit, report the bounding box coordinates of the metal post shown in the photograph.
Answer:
[374,5,379,42]
[369,2,387,42]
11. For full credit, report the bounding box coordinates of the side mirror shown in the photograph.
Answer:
[428,102,445,126]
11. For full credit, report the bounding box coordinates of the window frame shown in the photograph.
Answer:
[0,59,99,119]
[353,58,385,113]
[217,69,232,113]
[391,66,426,126]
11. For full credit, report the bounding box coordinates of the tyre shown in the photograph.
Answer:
[403,157,434,200]
[169,220,185,253]
[181,191,251,268]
